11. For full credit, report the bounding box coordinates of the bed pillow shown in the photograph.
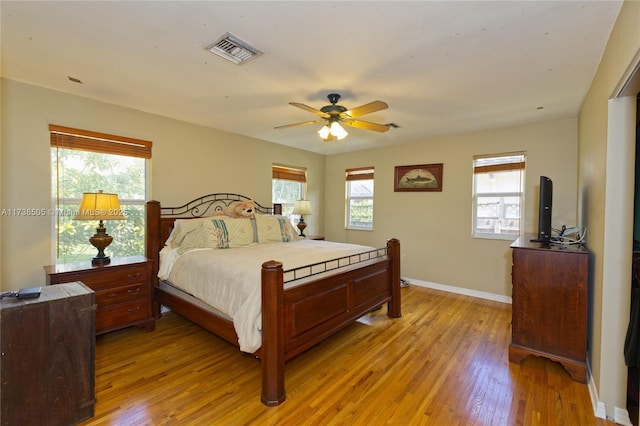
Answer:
[176,221,220,254]
[169,217,216,248]
[255,215,292,243]
[282,216,303,241]
[210,217,255,248]
[255,214,302,243]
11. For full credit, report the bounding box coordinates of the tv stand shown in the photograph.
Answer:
[510,235,589,382]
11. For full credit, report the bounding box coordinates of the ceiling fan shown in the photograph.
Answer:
[274,93,390,141]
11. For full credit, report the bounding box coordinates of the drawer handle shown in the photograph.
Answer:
[128,306,141,314]
[127,288,141,295]
[128,273,141,280]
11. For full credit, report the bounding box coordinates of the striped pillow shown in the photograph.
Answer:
[210,217,255,248]
[255,215,292,243]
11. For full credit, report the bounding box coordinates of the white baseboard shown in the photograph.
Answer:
[615,406,632,425]
[588,379,631,424]
[592,389,608,420]
[403,277,512,304]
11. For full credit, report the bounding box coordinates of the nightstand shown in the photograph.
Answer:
[305,235,325,240]
[44,256,154,335]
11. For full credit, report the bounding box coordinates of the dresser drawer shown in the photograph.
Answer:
[95,282,149,306]
[96,300,151,332]
[50,265,149,290]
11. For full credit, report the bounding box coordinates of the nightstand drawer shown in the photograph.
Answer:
[95,282,149,306]
[50,266,148,290]
[96,300,151,332]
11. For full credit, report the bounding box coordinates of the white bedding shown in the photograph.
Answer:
[160,239,377,353]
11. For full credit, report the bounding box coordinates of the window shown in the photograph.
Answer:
[346,167,374,230]
[472,153,525,239]
[50,125,151,264]
[272,165,306,220]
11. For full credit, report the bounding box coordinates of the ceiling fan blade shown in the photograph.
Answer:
[344,100,388,118]
[274,120,323,130]
[343,119,390,132]
[289,102,331,118]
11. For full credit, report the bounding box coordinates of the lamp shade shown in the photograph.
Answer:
[329,121,348,140]
[292,200,312,216]
[318,125,331,140]
[75,191,126,221]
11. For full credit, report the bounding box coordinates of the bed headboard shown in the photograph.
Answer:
[149,193,281,248]
[145,193,282,303]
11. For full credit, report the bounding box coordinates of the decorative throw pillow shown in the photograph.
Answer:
[176,221,220,254]
[255,214,292,243]
[211,217,255,248]
[169,217,216,248]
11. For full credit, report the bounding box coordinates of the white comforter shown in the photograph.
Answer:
[159,240,376,353]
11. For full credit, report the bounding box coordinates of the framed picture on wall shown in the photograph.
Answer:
[394,163,443,192]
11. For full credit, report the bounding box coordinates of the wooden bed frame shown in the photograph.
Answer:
[145,193,402,406]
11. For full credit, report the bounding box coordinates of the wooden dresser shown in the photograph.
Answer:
[0,282,95,426]
[44,256,154,335]
[509,235,589,382]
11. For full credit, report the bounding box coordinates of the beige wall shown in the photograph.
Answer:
[579,0,640,421]
[325,119,579,297]
[0,78,325,291]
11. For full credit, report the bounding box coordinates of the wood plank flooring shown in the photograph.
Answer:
[82,286,615,425]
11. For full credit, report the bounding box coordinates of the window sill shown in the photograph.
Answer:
[472,233,519,241]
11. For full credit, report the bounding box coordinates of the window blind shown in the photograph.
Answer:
[272,165,307,182]
[346,166,375,181]
[49,124,152,159]
[473,154,524,174]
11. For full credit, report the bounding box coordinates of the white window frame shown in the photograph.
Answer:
[472,153,525,240]
[346,167,375,231]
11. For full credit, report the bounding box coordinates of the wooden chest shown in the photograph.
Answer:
[0,282,95,426]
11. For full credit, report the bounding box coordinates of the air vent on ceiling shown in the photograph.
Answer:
[206,32,263,65]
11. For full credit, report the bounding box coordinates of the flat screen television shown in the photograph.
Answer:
[532,176,553,243]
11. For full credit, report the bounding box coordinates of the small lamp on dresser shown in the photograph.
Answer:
[292,200,312,237]
[75,190,125,265]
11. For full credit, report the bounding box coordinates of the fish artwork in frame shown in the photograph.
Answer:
[394,163,443,192]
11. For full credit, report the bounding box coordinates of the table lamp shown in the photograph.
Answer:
[292,200,312,237]
[74,190,125,265]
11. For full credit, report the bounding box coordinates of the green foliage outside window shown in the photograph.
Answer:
[52,149,147,264]
[348,199,373,229]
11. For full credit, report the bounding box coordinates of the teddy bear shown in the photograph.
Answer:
[214,200,256,218]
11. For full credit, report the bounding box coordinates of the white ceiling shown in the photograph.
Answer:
[1,1,623,155]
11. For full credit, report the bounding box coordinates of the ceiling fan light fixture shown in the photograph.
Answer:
[330,121,348,140]
[276,93,389,141]
[318,125,331,140]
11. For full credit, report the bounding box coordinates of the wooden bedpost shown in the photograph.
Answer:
[261,260,286,406]
[145,200,161,318]
[387,238,402,318]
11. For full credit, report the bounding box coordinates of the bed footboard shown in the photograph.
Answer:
[260,238,401,406]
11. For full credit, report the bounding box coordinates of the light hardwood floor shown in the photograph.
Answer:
[82,285,615,425]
